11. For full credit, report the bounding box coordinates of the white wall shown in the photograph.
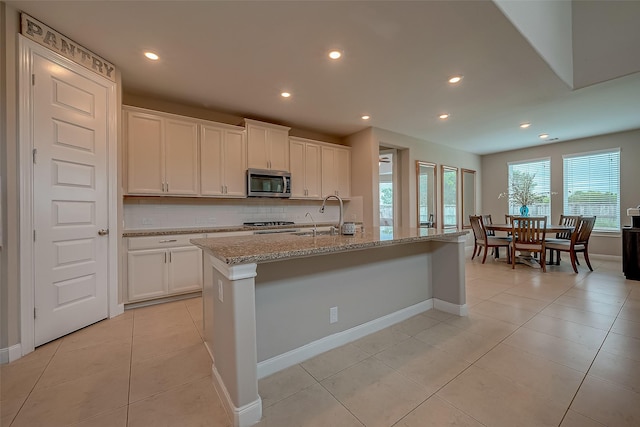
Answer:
[482,129,640,257]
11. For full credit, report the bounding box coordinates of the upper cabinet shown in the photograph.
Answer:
[245,119,290,171]
[321,145,351,198]
[289,137,322,199]
[200,123,247,197]
[125,107,199,196]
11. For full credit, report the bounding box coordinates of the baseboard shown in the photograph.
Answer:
[0,343,22,364]
[434,298,468,316]
[257,299,434,379]
[211,363,262,427]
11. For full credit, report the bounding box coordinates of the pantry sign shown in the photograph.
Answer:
[21,13,116,82]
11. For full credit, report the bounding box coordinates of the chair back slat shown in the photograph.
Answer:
[482,214,494,236]
[573,216,596,244]
[512,216,547,244]
[557,215,580,239]
[470,215,487,242]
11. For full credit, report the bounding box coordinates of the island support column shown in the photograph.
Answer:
[203,254,261,427]
[431,235,467,315]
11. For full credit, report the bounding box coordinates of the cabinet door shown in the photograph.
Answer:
[335,148,351,198]
[268,128,290,171]
[200,125,224,196]
[127,249,167,301]
[305,143,322,199]
[164,118,199,195]
[289,139,306,198]
[126,111,164,194]
[168,246,203,294]
[223,129,247,197]
[247,124,269,169]
[321,146,337,197]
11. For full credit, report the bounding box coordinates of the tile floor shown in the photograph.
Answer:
[1,255,639,426]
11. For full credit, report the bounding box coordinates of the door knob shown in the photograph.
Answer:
[98,229,109,236]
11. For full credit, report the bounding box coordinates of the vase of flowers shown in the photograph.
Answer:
[499,171,551,216]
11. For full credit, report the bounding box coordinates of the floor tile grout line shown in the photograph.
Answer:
[556,286,628,427]
[8,338,63,426]
[126,306,138,426]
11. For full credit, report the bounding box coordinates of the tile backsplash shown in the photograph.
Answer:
[123,197,363,229]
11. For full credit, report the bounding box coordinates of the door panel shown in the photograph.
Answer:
[32,53,109,346]
[164,119,199,195]
[224,130,247,196]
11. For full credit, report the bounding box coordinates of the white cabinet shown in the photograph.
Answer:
[126,234,203,303]
[125,107,199,195]
[289,137,322,199]
[200,123,247,197]
[245,119,290,170]
[321,145,351,198]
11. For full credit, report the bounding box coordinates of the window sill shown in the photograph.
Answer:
[592,230,622,238]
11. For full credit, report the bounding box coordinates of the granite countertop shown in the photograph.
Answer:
[122,223,334,237]
[191,227,467,265]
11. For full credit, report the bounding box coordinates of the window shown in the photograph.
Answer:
[508,158,551,220]
[441,165,458,228]
[563,149,620,232]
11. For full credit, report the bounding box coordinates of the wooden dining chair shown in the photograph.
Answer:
[510,216,547,272]
[546,215,580,264]
[546,216,596,273]
[470,215,511,264]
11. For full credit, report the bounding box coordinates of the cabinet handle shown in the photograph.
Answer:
[166,182,169,192]
[159,239,177,243]
[164,252,167,263]
[225,185,228,194]
[169,252,172,263]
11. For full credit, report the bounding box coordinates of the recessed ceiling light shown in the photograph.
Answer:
[539,133,549,139]
[361,115,370,120]
[281,92,291,98]
[328,50,342,60]
[520,122,531,129]
[439,113,450,119]
[144,51,159,60]
[448,75,463,84]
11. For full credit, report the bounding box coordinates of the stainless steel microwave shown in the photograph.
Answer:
[247,169,291,198]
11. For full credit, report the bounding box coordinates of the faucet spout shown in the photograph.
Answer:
[321,194,344,231]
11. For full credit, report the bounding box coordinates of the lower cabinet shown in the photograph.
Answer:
[623,227,640,281]
[126,234,204,303]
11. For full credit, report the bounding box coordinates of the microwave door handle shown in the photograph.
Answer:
[282,177,288,193]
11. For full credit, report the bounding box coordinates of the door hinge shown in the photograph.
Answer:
[32,148,37,164]
[33,230,36,241]
[34,307,37,319]
[32,74,35,86]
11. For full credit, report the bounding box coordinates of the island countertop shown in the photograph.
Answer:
[191,227,467,265]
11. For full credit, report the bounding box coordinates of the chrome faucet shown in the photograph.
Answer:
[320,194,343,234]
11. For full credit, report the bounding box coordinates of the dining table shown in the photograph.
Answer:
[485,223,574,268]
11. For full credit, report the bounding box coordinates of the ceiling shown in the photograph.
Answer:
[10,1,640,155]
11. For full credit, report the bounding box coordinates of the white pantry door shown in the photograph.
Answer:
[32,53,109,346]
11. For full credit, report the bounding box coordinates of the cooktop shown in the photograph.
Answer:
[243,221,295,227]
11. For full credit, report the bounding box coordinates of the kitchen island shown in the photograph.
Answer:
[191,226,468,427]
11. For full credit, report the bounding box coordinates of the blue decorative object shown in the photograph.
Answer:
[520,205,529,217]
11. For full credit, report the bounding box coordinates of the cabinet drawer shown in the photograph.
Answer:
[128,233,204,250]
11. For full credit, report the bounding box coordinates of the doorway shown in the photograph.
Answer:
[19,37,121,353]
[379,149,396,226]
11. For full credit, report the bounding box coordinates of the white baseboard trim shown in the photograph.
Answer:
[434,298,468,316]
[211,363,262,427]
[257,299,434,379]
[0,343,22,364]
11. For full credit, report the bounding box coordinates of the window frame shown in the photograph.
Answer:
[562,148,620,233]
[507,157,552,221]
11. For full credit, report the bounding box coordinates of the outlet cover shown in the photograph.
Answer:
[141,218,153,225]
[330,306,338,324]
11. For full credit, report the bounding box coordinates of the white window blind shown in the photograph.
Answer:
[563,149,620,231]
[508,159,551,220]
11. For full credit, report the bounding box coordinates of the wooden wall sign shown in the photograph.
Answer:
[20,13,116,82]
